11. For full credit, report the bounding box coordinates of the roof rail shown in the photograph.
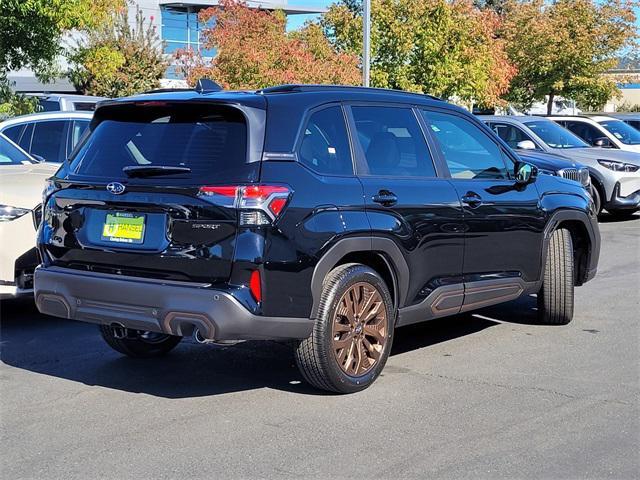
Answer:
[258,84,442,101]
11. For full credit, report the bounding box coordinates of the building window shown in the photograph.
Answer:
[161,6,216,58]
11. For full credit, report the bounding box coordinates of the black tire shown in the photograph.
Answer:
[99,325,182,358]
[537,228,574,325]
[295,264,395,394]
[590,183,602,216]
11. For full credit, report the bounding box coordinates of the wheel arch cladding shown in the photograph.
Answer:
[543,210,598,287]
[310,237,409,318]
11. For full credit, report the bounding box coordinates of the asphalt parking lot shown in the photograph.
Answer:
[1,214,639,480]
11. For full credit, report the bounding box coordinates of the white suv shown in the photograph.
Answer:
[0,134,58,298]
[550,115,640,153]
[0,111,92,164]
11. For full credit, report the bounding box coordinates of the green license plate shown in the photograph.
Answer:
[101,212,146,244]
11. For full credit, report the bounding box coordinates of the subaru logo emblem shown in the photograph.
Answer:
[106,182,126,195]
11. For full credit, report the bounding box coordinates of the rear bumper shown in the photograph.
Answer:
[34,266,312,341]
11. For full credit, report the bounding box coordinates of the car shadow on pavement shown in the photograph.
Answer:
[1,295,538,398]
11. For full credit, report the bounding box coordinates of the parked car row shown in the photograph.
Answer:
[0,88,637,393]
[479,115,640,216]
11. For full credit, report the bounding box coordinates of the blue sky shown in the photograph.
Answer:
[286,0,329,30]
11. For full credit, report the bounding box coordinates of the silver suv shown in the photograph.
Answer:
[480,116,640,216]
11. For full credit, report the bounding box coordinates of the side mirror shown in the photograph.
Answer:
[515,162,538,185]
[593,137,612,148]
[31,154,46,163]
[516,140,537,150]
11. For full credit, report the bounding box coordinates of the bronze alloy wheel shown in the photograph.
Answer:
[331,282,388,376]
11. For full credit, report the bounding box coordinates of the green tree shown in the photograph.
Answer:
[321,0,515,108]
[67,8,167,97]
[0,0,121,114]
[501,0,638,114]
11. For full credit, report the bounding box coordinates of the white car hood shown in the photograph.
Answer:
[553,148,640,166]
[0,163,59,209]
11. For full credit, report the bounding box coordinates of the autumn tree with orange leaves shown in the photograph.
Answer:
[174,0,361,89]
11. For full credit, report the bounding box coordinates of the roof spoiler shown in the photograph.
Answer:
[195,78,223,93]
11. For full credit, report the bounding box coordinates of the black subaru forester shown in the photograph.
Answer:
[35,84,600,393]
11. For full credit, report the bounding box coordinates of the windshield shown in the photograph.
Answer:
[524,120,589,149]
[0,134,35,165]
[69,103,255,184]
[599,119,640,145]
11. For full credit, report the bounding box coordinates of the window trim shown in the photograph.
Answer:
[420,107,517,182]
[293,102,356,177]
[344,102,442,179]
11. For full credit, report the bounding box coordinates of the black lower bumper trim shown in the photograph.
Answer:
[34,266,313,341]
[605,184,640,211]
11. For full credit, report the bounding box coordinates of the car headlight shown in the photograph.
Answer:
[0,205,31,222]
[597,159,639,172]
[538,169,557,176]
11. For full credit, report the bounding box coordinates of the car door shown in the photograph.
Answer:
[346,104,465,324]
[420,109,546,308]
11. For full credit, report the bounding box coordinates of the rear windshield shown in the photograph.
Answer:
[69,103,255,184]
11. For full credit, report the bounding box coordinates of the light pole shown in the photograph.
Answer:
[363,0,371,87]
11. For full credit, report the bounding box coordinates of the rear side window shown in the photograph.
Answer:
[422,111,509,180]
[73,102,98,111]
[351,106,436,177]
[31,120,68,163]
[298,106,353,175]
[69,120,89,153]
[70,103,254,184]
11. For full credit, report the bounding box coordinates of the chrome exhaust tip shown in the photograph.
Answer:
[110,322,128,339]
[193,328,214,344]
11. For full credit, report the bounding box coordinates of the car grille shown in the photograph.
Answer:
[560,168,590,187]
[32,204,43,230]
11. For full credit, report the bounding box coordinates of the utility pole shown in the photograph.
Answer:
[363,0,371,87]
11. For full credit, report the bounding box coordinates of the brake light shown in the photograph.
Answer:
[199,184,291,225]
[249,270,262,302]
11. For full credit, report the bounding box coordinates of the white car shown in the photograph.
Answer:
[550,115,640,153]
[25,93,106,112]
[0,134,58,298]
[0,111,93,164]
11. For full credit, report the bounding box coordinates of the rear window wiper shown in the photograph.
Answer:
[122,165,192,178]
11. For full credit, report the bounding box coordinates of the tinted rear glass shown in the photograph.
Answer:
[73,102,98,111]
[69,103,254,184]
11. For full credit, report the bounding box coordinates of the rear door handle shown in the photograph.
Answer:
[372,190,398,207]
[461,192,482,208]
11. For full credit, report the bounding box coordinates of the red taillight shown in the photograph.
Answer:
[199,184,291,225]
[243,185,289,199]
[268,197,287,216]
[199,186,238,197]
[249,270,262,302]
